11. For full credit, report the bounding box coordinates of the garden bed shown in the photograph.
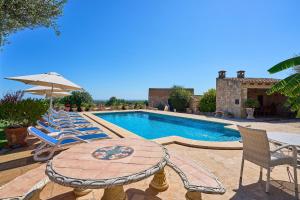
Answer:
[0,122,7,148]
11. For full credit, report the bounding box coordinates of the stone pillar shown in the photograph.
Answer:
[189,96,200,114]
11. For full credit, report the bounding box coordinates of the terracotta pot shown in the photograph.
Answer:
[246,108,255,119]
[4,127,28,147]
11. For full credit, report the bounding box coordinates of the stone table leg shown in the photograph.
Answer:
[101,186,127,200]
[73,188,92,197]
[185,191,202,200]
[149,168,169,192]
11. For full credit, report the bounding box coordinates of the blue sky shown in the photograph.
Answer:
[1,0,300,100]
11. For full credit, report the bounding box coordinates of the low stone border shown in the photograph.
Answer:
[83,111,242,150]
[154,136,242,150]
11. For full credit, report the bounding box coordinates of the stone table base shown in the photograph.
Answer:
[185,191,202,200]
[73,188,92,197]
[149,168,169,192]
[102,186,128,200]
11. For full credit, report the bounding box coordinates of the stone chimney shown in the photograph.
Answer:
[218,70,226,79]
[237,70,245,78]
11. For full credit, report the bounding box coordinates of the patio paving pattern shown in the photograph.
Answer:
[1,115,300,200]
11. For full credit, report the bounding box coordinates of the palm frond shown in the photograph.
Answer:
[289,86,300,97]
[267,73,300,94]
[268,56,300,74]
[279,73,300,94]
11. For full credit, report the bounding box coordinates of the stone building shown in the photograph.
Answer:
[148,88,194,108]
[216,70,291,118]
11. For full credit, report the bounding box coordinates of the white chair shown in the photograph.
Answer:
[238,125,298,198]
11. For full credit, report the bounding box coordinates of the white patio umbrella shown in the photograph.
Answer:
[5,72,81,109]
[24,86,71,109]
[25,87,71,98]
[6,72,81,91]
[44,92,71,98]
[30,91,71,97]
[24,86,66,93]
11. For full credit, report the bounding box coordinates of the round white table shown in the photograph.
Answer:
[267,132,300,146]
[267,131,299,199]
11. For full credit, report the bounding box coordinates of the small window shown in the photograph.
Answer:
[235,99,239,105]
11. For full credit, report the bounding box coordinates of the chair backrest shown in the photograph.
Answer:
[37,120,58,133]
[27,126,57,145]
[237,125,270,168]
[42,115,59,127]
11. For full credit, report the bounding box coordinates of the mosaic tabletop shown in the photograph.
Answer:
[46,138,169,188]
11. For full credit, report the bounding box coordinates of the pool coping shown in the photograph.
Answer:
[84,110,243,150]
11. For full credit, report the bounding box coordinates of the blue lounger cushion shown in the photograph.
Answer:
[60,133,108,144]
[28,127,109,146]
[53,117,88,122]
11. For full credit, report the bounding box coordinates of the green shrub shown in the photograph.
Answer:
[244,99,259,108]
[105,97,125,106]
[168,86,192,112]
[0,90,24,104]
[0,99,48,128]
[284,96,300,117]
[60,90,93,111]
[199,89,216,112]
[82,102,94,111]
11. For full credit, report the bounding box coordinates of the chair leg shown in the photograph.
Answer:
[294,165,298,199]
[239,156,244,186]
[266,168,270,193]
[292,146,298,199]
[259,167,263,182]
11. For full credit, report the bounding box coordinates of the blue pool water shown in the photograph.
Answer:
[95,111,240,142]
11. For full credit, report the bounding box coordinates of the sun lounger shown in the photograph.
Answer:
[43,116,92,128]
[0,164,49,200]
[46,113,89,123]
[50,115,89,124]
[28,127,110,161]
[50,108,81,117]
[37,120,101,135]
[166,150,225,200]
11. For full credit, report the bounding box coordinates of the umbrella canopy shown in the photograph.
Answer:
[25,86,71,97]
[5,72,82,91]
[24,86,66,93]
[30,91,71,98]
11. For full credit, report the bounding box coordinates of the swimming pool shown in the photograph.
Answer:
[94,111,240,142]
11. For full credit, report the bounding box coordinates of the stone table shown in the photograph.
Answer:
[46,138,169,200]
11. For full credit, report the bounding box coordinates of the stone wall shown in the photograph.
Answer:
[216,78,285,118]
[189,95,201,113]
[148,88,194,108]
[216,78,244,117]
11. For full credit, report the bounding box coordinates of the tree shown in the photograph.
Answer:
[71,91,93,111]
[267,56,300,116]
[0,0,67,46]
[105,97,125,106]
[60,90,93,111]
[168,86,192,112]
[199,89,216,112]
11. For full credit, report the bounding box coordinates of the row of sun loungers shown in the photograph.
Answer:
[31,109,111,161]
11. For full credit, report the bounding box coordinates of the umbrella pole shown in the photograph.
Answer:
[48,84,54,121]
[50,84,53,110]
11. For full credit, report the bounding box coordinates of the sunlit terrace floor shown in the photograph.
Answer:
[1,114,300,200]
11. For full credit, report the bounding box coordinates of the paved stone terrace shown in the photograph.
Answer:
[1,112,300,200]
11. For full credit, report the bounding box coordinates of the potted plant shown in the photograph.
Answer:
[0,98,48,148]
[244,99,259,119]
